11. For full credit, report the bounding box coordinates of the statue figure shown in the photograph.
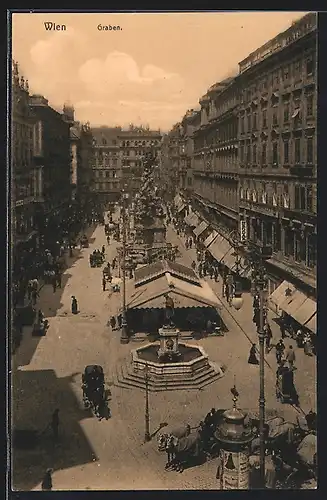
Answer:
[164,293,175,326]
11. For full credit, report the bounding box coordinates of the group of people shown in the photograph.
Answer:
[89,248,105,267]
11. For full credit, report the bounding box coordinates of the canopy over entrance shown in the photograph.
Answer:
[126,260,224,334]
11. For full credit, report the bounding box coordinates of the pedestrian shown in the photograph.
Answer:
[265,323,273,353]
[52,274,57,293]
[191,260,196,271]
[101,245,105,254]
[214,267,219,282]
[185,240,189,250]
[31,289,39,306]
[248,343,259,365]
[107,235,110,245]
[275,339,285,364]
[285,345,296,369]
[51,409,60,441]
[225,283,230,303]
[41,468,53,491]
[102,276,106,291]
[27,280,33,300]
[56,273,62,288]
[117,313,122,329]
[71,296,78,314]
[189,238,193,249]
[252,293,259,308]
[112,258,116,269]
[129,269,133,279]
[110,316,116,330]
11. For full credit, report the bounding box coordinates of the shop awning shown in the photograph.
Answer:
[269,281,316,326]
[184,212,199,227]
[193,221,209,237]
[204,230,218,248]
[304,313,317,334]
[208,234,226,262]
[292,297,316,327]
[269,281,294,307]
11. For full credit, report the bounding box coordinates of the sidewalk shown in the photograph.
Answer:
[167,225,317,414]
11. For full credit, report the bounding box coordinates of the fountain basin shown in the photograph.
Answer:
[132,342,211,379]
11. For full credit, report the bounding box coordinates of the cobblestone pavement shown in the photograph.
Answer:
[11,220,316,491]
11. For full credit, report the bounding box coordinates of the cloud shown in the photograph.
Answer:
[78,51,184,98]
[26,32,189,129]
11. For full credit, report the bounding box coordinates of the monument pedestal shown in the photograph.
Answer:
[157,325,181,360]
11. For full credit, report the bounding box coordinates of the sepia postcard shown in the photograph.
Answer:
[9,10,317,491]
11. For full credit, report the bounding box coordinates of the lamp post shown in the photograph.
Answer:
[231,237,272,489]
[120,189,129,344]
[144,363,151,442]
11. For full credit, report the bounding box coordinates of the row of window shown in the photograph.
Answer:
[93,182,120,191]
[94,159,118,167]
[240,55,315,103]
[240,184,314,212]
[121,140,160,147]
[249,220,316,268]
[239,136,315,165]
[94,170,118,179]
[240,94,314,132]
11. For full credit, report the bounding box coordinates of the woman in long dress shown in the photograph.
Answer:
[248,344,259,365]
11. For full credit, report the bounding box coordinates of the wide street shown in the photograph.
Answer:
[12,220,316,491]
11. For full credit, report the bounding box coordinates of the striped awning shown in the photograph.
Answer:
[203,230,218,248]
[304,313,317,334]
[177,204,186,213]
[269,281,316,327]
[208,234,232,262]
[292,297,316,327]
[269,281,294,307]
[193,221,209,237]
[184,212,199,227]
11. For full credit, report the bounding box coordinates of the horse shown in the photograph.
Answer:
[157,424,191,469]
[165,432,203,472]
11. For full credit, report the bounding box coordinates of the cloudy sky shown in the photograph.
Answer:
[12,11,307,131]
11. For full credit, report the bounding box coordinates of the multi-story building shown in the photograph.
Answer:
[119,125,162,194]
[29,95,72,244]
[90,127,122,204]
[192,77,239,235]
[11,60,39,258]
[237,12,317,298]
[70,120,94,204]
[179,109,199,196]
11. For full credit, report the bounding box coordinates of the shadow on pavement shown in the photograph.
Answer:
[13,226,98,368]
[11,368,97,491]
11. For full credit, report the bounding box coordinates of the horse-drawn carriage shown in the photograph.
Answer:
[81,235,89,248]
[90,251,105,268]
[81,365,111,419]
[157,409,317,485]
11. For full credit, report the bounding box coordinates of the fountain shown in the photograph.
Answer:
[115,297,226,392]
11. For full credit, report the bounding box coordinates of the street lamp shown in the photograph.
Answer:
[231,239,272,489]
[144,363,151,442]
[120,189,129,344]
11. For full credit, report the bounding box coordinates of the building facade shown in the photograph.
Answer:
[192,77,239,235]
[237,12,317,296]
[70,120,94,204]
[29,95,72,245]
[11,60,39,256]
[90,127,122,204]
[119,126,162,194]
